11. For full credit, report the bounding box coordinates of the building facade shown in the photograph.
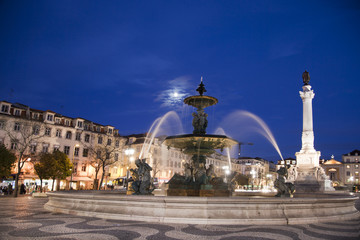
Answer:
[0,101,126,190]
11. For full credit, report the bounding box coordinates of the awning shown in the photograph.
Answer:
[66,176,93,182]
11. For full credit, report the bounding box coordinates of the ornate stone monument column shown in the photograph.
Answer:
[295,71,333,192]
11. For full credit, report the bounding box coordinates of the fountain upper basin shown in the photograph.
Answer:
[163,134,238,155]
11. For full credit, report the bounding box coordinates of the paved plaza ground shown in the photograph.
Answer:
[0,194,359,240]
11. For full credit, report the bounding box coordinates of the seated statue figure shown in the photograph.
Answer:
[274,167,295,197]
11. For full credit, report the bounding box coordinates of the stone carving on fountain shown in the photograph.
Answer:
[128,159,154,195]
[274,166,295,197]
[164,78,238,197]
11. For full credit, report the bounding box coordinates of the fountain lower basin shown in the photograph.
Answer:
[44,192,360,225]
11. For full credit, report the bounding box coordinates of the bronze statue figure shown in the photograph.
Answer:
[302,70,310,85]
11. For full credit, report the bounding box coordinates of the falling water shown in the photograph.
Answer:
[139,111,183,159]
[220,110,284,161]
[214,127,233,171]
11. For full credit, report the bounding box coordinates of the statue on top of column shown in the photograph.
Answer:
[302,70,310,85]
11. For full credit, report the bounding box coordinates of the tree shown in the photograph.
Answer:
[3,119,47,197]
[50,150,72,191]
[34,153,54,192]
[84,136,122,190]
[0,144,16,179]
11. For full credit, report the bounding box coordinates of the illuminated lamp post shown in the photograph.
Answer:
[124,148,135,188]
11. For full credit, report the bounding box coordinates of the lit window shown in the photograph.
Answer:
[346,165,350,169]
[74,147,79,157]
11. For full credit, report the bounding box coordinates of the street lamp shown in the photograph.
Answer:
[250,169,256,191]
[124,148,135,188]
[70,144,80,190]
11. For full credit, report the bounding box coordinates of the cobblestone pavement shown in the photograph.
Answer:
[0,194,359,240]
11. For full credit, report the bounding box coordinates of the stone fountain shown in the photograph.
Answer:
[44,73,359,225]
[163,78,238,197]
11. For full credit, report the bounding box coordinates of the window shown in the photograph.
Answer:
[83,148,88,157]
[84,124,88,130]
[0,121,5,129]
[85,134,90,143]
[45,128,51,136]
[346,165,350,169]
[55,118,61,124]
[65,120,70,126]
[81,164,86,172]
[106,153,110,159]
[64,146,70,155]
[115,140,119,147]
[32,125,39,135]
[56,129,62,138]
[14,123,20,131]
[14,109,20,116]
[96,126,100,132]
[96,150,101,158]
[42,145,49,153]
[74,147,79,157]
[77,121,83,128]
[53,145,60,152]
[114,153,119,161]
[75,132,81,141]
[33,113,39,119]
[30,145,37,153]
[346,171,351,176]
[1,105,9,113]
[108,128,113,134]
[356,165,359,169]
[47,114,53,121]
[107,138,112,146]
[11,142,17,150]
[66,131,72,139]
[98,136,103,144]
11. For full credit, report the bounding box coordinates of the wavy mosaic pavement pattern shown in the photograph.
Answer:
[0,196,359,240]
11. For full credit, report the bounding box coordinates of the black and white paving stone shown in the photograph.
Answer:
[0,194,359,240]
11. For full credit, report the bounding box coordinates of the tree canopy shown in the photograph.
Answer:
[0,145,16,179]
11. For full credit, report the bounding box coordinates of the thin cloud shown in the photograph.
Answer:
[155,76,192,108]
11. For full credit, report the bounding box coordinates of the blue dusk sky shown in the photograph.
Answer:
[1,0,359,162]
